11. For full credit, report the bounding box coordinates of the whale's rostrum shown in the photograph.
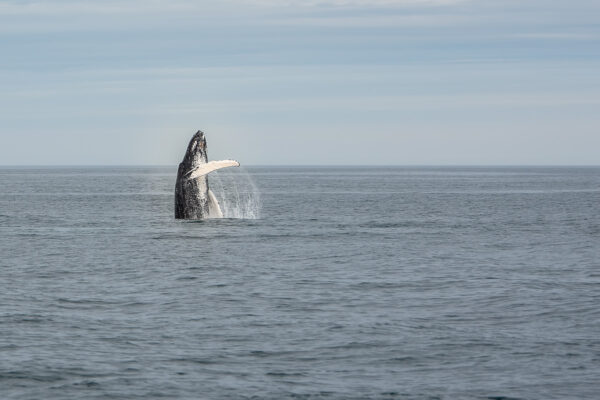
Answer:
[174,130,239,219]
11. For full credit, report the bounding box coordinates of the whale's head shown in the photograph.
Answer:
[182,130,208,168]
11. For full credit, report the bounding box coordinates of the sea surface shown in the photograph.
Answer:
[0,166,599,400]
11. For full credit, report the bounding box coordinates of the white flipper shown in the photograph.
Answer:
[186,159,240,180]
[207,189,224,218]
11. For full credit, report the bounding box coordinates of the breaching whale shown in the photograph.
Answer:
[175,130,239,219]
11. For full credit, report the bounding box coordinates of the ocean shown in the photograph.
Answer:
[1,166,599,399]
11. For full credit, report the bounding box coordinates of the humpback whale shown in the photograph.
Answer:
[175,130,239,219]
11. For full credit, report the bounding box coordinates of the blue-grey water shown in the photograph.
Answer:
[1,166,599,400]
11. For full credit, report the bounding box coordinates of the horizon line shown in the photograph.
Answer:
[1,164,600,168]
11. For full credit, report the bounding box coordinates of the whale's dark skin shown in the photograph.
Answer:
[175,130,239,220]
[175,131,210,219]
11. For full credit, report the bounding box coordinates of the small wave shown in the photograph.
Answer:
[0,367,112,384]
[122,301,150,307]
[72,380,100,387]
[487,397,524,400]
[2,313,53,324]
[320,341,384,351]
[55,297,122,310]
[266,372,307,377]
[166,357,218,365]
[249,350,299,358]
[349,282,410,290]
[358,220,445,229]
[360,222,416,229]
[176,276,199,281]
[57,297,118,304]
[0,371,64,383]
[15,232,44,238]
[386,356,418,363]
[152,233,243,240]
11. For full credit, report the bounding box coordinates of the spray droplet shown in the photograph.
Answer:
[210,168,261,219]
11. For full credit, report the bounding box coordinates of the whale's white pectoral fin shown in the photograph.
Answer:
[186,159,240,180]
[207,189,224,218]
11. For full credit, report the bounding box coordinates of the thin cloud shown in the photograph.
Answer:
[0,0,211,15]
[509,32,597,40]
[0,0,469,16]
[238,0,469,6]
[268,14,470,27]
[0,0,474,33]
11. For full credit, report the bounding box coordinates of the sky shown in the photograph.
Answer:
[1,0,599,165]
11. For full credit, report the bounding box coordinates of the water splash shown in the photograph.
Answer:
[210,167,261,219]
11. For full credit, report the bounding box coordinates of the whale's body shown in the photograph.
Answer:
[175,130,239,219]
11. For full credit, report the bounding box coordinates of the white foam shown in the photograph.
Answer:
[210,168,261,219]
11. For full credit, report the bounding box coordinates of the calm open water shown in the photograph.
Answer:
[1,166,599,400]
